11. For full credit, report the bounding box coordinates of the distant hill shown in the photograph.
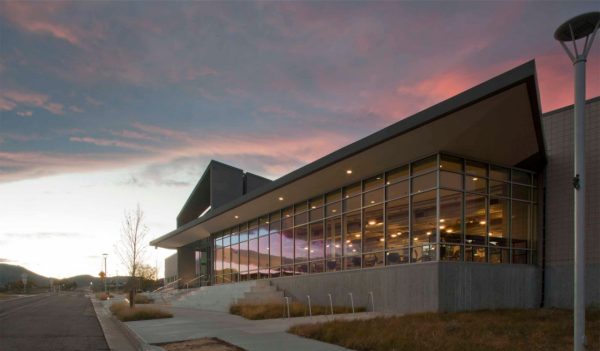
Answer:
[0,264,50,287]
[0,264,129,289]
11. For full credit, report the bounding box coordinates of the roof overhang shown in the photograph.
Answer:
[151,60,545,249]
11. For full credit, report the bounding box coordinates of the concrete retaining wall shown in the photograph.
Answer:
[269,262,540,314]
[270,262,439,314]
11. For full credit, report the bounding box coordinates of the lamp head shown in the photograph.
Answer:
[554,12,600,42]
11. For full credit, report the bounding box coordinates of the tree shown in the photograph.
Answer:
[137,264,159,291]
[115,204,148,307]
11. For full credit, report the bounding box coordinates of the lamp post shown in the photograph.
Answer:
[102,253,108,294]
[554,11,600,351]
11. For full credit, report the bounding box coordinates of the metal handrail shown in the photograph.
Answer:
[185,275,208,289]
[152,278,181,293]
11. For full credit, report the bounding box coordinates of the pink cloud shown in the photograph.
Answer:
[1,90,64,115]
[131,122,192,141]
[1,2,80,45]
[109,129,158,142]
[69,136,152,151]
[0,97,17,111]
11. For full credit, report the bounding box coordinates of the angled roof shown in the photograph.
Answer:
[151,60,545,249]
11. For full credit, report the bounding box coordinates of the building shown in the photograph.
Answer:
[151,60,599,313]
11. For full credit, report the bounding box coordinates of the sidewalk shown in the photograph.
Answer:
[125,306,384,351]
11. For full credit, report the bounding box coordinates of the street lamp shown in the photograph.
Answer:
[102,253,108,294]
[554,11,600,351]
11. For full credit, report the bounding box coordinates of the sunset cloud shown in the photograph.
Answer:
[0,90,64,115]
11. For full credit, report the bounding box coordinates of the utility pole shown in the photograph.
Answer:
[102,253,108,294]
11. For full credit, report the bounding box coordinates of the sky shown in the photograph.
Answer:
[0,1,599,279]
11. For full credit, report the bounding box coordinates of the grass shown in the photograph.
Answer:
[288,308,600,351]
[0,292,17,300]
[230,302,366,320]
[109,301,173,322]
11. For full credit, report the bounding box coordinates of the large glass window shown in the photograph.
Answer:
[212,153,537,284]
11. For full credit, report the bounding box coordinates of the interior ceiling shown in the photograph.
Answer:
[157,82,537,249]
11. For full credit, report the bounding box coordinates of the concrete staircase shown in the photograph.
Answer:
[236,280,284,305]
[170,280,284,312]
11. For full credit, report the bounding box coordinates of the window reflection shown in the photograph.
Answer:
[363,204,384,253]
[465,194,486,245]
[344,211,361,270]
[439,190,462,244]
[386,197,409,249]
[411,190,436,244]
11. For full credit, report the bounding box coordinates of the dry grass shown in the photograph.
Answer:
[289,308,600,351]
[109,301,173,322]
[0,292,17,300]
[230,302,366,320]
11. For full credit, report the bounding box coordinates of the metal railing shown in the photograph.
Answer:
[184,274,210,289]
[152,278,181,293]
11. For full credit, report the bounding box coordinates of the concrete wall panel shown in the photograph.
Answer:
[438,262,541,311]
[542,98,600,307]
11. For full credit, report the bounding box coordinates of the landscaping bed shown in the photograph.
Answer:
[289,308,600,351]
[109,301,173,321]
[160,337,246,351]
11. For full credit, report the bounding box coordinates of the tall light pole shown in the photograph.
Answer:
[554,11,600,351]
[102,253,108,294]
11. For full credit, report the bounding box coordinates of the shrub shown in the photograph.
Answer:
[134,293,154,304]
[95,292,113,300]
[109,301,173,321]
[230,302,366,320]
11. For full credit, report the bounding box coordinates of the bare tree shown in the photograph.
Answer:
[115,204,148,307]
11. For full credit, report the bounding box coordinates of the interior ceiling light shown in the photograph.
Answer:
[346,169,352,174]
[234,215,239,219]
[278,197,284,201]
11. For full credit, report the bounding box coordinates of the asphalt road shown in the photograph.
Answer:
[0,291,109,351]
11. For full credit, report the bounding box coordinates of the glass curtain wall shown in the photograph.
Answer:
[213,153,538,284]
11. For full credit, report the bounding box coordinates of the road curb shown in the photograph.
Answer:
[91,296,165,351]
